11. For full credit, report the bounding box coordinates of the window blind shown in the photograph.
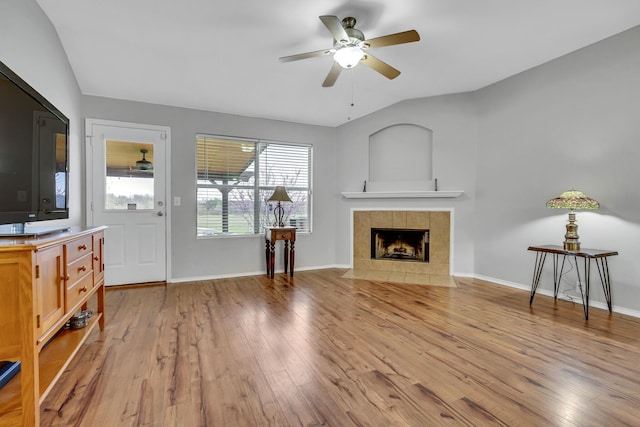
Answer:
[196,135,311,237]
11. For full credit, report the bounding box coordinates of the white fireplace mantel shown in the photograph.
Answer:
[341,190,463,199]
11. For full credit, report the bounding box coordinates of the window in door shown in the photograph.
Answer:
[104,140,155,210]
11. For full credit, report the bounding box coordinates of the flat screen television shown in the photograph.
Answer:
[0,60,69,233]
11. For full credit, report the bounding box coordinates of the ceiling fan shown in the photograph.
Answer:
[135,149,153,172]
[279,15,420,87]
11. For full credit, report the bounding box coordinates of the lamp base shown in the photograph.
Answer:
[273,202,285,227]
[563,241,580,252]
[563,212,580,252]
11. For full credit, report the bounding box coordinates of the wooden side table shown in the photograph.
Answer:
[528,245,618,319]
[265,227,296,279]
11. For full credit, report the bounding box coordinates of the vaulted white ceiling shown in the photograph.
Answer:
[37,0,640,127]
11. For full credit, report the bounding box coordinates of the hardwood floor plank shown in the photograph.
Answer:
[357,369,469,425]
[265,369,323,426]
[39,269,640,426]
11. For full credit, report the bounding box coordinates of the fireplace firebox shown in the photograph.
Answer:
[371,228,429,262]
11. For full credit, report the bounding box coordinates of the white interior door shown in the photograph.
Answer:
[86,119,170,286]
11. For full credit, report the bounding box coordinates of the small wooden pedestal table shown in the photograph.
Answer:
[528,245,618,319]
[265,227,296,279]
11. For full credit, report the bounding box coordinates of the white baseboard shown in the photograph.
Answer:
[332,264,352,269]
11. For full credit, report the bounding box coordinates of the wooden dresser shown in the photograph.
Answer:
[0,226,106,426]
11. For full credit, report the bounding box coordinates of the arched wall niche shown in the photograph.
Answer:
[368,123,434,192]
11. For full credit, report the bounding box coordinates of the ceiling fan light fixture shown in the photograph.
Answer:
[334,46,364,68]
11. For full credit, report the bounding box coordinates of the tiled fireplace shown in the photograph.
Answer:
[347,210,453,286]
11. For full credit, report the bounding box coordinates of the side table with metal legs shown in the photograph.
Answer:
[528,245,617,320]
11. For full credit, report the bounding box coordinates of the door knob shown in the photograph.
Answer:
[157,211,164,216]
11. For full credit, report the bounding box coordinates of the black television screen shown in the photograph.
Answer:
[0,60,69,226]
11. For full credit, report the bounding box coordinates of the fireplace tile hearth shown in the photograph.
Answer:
[341,269,457,288]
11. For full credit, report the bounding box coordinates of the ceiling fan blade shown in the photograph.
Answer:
[364,30,420,49]
[360,53,401,80]
[322,62,342,87]
[279,48,333,63]
[319,15,350,44]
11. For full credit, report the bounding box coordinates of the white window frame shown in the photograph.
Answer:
[196,134,312,237]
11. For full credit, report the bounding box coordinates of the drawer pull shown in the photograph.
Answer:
[94,256,99,261]
[79,286,88,293]
[78,244,87,250]
[64,275,70,281]
[78,265,87,272]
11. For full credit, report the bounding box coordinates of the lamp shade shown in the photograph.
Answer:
[334,46,364,68]
[546,189,599,210]
[268,186,292,202]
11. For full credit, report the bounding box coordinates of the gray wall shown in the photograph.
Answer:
[81,96,338,279]
[474,25,640,312]
[0,0,84,225]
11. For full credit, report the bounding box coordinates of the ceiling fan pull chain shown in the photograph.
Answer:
[347,69,356,120]
[350,68,355,108]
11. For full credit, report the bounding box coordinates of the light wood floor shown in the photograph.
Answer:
[41,269,640,426]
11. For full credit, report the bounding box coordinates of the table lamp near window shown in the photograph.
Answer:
[546,189,599,251]
[268,186,292,227]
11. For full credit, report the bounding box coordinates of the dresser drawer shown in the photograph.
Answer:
[269,228,296,241]
[67,253,93,287]
[66,235,93,264]
[65,273,93,312]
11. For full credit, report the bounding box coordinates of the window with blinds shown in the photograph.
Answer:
[196,135,312,237]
